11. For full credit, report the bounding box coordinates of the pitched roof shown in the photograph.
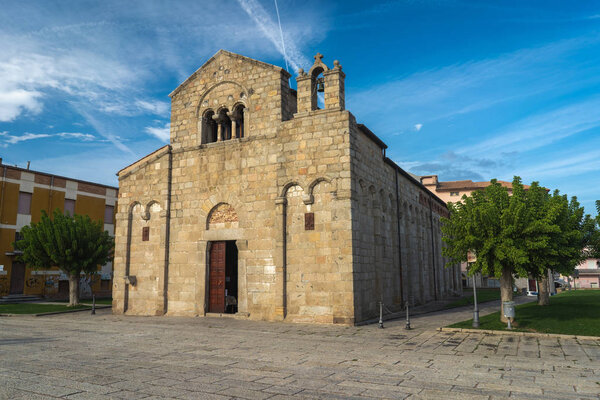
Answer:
[169,49,291,98]
[434,180,531,191]
[117,145,170,177]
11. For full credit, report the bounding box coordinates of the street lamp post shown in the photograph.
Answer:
[472,272,479,328]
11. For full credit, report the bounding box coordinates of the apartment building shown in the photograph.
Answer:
[0,160,117,299]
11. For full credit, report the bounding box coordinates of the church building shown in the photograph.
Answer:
[113,50,461,324]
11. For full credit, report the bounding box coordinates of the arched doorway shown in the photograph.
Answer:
[206,203,239,314]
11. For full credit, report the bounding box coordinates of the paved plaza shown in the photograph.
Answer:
[1,301,599,400]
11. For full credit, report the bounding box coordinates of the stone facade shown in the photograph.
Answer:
[114,50,461,324]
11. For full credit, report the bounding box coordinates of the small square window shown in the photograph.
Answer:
[142,227,149,241]
[104,205,114,224]
[64,199,75,216]
[304,213,314,230]
[17,192,32,214]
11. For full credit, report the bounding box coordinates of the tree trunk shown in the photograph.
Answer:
[537,272,550,306]
[499,266,514,323]
[68,273,80,307]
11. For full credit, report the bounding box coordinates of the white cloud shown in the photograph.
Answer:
[0,88,43,122]
[57,132,96,141]
[145,123,170,142]
[0,34,141,148]
[0,132,51,146]
[73,106,134,155]
[18,149,135,187]
[460,96,600,156]
[0,1,323,156]
[236,0,311,72]
[521,150,600,179]
[348,35,600,136]
[135,100,170,115]
[0,131,99,147]
[97,98,171,117]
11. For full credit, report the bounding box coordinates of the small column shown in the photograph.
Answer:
[242,108,248,138]
[213,114,222,141]
[227,111,237,139]
[231,120,237,139]
[273,196,287,320]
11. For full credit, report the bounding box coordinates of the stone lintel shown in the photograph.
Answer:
[302,194,314,205]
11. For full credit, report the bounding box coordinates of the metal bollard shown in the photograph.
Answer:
[405,302,411,330]
[503,301,515,330]
[91,294,96,315]
[378,302,384,329]
[472,274,479,328]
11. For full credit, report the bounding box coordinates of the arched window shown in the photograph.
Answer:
[202,110,218,144]
[232,104,245,138]
[311,67,325,111]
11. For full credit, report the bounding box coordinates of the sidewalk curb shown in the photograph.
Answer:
[438,327,600,341]
[0,305,111,317]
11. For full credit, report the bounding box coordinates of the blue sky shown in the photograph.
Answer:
[0,0,599,215]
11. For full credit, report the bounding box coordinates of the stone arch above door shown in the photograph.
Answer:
[199,191,246,235]
[206,203,239,230]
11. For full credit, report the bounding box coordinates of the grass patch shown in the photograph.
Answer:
[56,297,112,305]
[449,290,600,336]
[445,288,501,309]
[0,303,90,314]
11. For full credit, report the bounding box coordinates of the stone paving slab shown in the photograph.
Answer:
[0,302,599,399]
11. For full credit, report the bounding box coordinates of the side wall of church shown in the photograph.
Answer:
[349,118,462,323]
[114,147,171,316]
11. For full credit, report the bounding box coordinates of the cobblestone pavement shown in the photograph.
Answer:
[1,300,599,400]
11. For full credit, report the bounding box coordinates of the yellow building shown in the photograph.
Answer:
[0,160,117,299]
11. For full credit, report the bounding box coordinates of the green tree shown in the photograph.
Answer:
[442,177,596,321]
[591,200,600,258]
[441,177,530,323]
[14,209,114,306]
[523,187,588,305]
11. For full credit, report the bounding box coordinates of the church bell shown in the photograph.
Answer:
[316,77,325,92]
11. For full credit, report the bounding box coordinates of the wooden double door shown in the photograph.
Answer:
[208,241,238,313]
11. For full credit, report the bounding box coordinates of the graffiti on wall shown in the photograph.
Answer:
[79,274,101,298]
[0,276,8,296]
[45,276,59,288]
[25,277,40,288]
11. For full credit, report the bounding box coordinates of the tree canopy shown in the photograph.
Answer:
[441,178,529,278]
[14,209,114,305]
[441,177,594,319]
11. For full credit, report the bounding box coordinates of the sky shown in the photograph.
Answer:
[0,0,599,215]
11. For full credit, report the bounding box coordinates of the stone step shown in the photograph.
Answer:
[0,294,43,304]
